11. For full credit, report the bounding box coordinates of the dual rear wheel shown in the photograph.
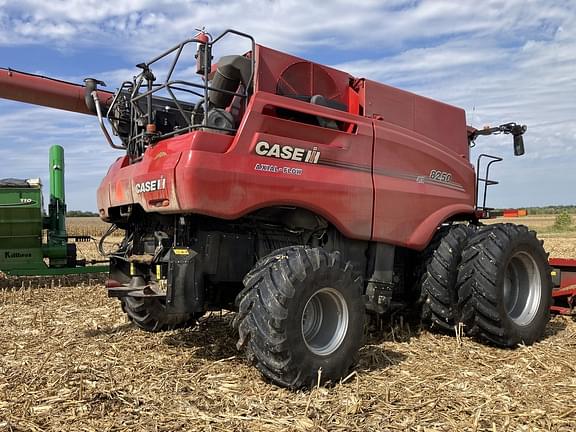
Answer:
[457,223,552,346]
[418,223,552,347]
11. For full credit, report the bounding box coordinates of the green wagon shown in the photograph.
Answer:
[0,145,107,276]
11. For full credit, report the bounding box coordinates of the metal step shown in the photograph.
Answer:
[107,285,166,299]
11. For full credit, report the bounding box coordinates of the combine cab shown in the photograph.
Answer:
[0,29,553,388]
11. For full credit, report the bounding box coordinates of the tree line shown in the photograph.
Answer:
[515,205,576,215]
[66,210,99,217]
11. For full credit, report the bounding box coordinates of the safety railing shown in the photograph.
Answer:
[105,29,255,158]
[475,153,503,212]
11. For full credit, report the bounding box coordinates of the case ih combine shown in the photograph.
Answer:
[1,29,573,388]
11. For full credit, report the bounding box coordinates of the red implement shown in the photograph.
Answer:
[549,258,576,315]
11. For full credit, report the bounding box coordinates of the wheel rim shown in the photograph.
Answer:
[301,287,349,356]
[503,251,542,326]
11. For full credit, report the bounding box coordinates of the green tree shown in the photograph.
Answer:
[554,211,573,231]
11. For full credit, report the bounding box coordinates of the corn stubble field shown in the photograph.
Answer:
[1,217,576,431]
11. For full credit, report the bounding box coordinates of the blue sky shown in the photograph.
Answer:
[0,0,574,211]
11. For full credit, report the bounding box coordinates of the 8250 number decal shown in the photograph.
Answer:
[429,170,452,183]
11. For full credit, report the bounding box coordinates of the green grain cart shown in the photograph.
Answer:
[0,145,107,276]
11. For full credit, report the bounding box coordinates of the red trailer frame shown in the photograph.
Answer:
[549,258,576,315]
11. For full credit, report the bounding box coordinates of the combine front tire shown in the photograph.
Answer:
[457,224,552,346]
[121,297,198,332]
[234,246,365,388]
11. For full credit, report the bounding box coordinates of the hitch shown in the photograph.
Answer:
[469,122,527,156]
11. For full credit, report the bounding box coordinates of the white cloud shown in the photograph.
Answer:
[0,1,562,53]
[0,101,118,210]
[0,0,575,209]
[332,9,576,207]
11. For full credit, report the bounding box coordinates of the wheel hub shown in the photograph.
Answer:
[301,287,349,356]
[503,251,542,326]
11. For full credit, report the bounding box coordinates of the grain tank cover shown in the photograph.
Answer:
[360,79,469,158]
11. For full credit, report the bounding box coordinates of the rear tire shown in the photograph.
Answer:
[121,297,199,332]
[417,224,472,332]
[233,246,365,388]
[457,224,552,346]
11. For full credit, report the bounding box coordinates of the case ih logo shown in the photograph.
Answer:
[135,177,166,194]
[255,141,320,164]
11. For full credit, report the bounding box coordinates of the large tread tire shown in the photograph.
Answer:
[418,224,473,332]
[233,246,365,389]
[121,297,198,332]
[457,223,552,346]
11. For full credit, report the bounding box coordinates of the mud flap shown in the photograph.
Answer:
[166,247,204,314]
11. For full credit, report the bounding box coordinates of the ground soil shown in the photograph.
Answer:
[1,217,575,431]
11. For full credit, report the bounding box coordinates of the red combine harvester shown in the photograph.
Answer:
[0,29,571,387]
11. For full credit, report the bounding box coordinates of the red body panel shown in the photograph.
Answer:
[366,79,474,247]
[362,80,469,158]
[96,44,476,249]
[99,91,375,240]
[549,258,576,270]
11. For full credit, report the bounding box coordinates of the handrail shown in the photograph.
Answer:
[475,153,503,211]
[105,29,256,157]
